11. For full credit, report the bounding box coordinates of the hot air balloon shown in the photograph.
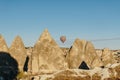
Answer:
[60,36,66,43]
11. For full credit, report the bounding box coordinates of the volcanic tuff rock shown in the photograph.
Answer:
[29,63,120,80]
[0,35,8,52]
[101,48,115,66]
[9,36,27,71]
[66,38,103,69]
[96,49,103,58]
[32,29,68,73]
[60,47,69,57]
[52,63,120,80]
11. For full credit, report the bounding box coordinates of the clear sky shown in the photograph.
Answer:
[0,0,120,49]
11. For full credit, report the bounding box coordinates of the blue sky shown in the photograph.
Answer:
[0,0,120,49]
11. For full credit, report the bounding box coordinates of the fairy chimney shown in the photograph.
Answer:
[32,29,68,73]
[66,38,103,69]
[9,36,27,71]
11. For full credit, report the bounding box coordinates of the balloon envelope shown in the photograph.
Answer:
[60,36,66,43]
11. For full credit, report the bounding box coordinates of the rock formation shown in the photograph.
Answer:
[101,48,115,66]
[52,63,120,80]
[0,29,120,80]
[96,49,103,58]
[32,29,68,73]
[60,47,69,57]
[9,36,27,72]
[114,51,120,63]
[30,63,120,80]
[0,34,8,52]
[66,38,103,69]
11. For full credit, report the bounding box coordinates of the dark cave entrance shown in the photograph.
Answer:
[79,61,89,70]
[23,56,29,72]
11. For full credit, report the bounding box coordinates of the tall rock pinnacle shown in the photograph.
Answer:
[32,29,68,73]
[9,35,27,71]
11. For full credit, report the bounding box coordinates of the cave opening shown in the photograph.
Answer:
[23,56,29,72]
[79,61,89,70]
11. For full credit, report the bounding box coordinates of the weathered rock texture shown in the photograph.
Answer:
[96,49,103,58]
[32,29,68,73]
[101,48,115,66]
[9,36,27,71]
[60,47,69,57]
[28,63,120,80]
[66,38,103,69]
[0,29,120,80]
[114,51,120,63]
[0,35,8,52]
